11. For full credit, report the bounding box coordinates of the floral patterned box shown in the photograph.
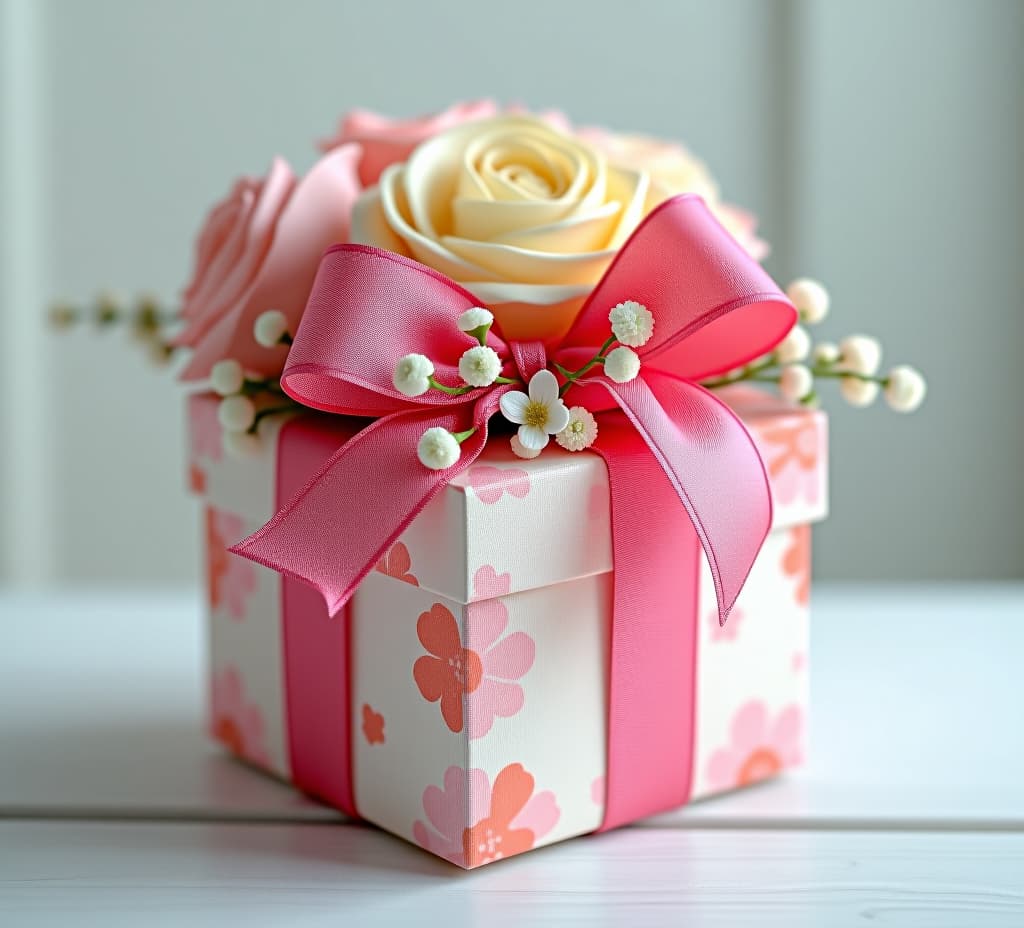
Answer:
[189,384,827,868]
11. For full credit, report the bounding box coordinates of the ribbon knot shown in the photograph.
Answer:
[508,340,548,384]
[232,194,796,626]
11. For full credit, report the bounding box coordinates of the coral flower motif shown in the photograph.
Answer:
[413,763,560,868]
[210,666,269,765]
[362,704,386,745]
[759,420,821,505]
[706,701,803,790]
[189,463,207,494]
[782,524,811,605]
[206,509,257,620]
[413,602,535,739]
[375,541,419,586]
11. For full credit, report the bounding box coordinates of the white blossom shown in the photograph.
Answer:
[840,376,880,407]
[417,427,461,470]
[458,345,502,387]
[393,353,435,397]
[253,310,289,348]
[839,335,882,376]
[775,325,811,364]
[608,300,655,348]
[499,369,571,451]
[812,341,841,366]
[779,364,814,402]
[457,307,494,333]
[211,359,245,396]
[884,365,927,412]
[510,435,542,459]
[555,406,599,451]
[604,346,642,384]
[218,395,256,432]
[786,278,830,324]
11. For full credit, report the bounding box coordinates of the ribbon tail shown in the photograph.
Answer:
[590,370,773,624]
[231,394,505,616]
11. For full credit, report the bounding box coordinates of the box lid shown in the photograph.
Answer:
[188,387,826,605]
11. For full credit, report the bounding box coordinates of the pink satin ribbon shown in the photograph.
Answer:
[232,193,796,828]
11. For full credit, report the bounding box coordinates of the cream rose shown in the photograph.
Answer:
[350,115,650,342]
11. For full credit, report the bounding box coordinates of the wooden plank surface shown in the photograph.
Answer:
[1,821,1023,927]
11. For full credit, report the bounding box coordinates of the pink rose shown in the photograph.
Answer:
[319,100,499,188]
[176,147,361,380]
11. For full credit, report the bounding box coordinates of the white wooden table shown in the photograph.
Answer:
[1,585,1022,926]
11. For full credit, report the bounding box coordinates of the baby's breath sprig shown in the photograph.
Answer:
[49,292,181,365]
[701,279,927,413]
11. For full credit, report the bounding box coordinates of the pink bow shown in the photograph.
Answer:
[232,194,796,626]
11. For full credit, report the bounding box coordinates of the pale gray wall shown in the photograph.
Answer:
[1,0,1021,588]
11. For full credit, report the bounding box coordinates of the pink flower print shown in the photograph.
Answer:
[206,508,257,620]
[706,605,746,642]
[190,395,223,462]
[760,420,820,505]
[210,666,269,765]
[467,465,531,505]
[590,775,605,806]
[413,601,535,739]
[471,564,511,600]
[782,524,811,605]
[413,763,560,868]
[375,541,419,586]
[707,701,803,790]
[791,651,806,673]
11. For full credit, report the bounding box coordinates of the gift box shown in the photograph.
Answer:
[188,385,827,868]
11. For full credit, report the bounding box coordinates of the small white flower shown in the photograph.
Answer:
[884,365,927,413]
[786,278,830,324]
[840,376,880,407]
[458,345,502,387]
[812,341,841,366]
[778,364,814,403]
[510,435,542,459]
[417,427,461,470]
[604,346,642,384]
[218,395,256,432]
[774,325,811,364]
[457,307,494,333]
[555,406,599,452]
[393,353,435,397]
[223,429,262,458]
[210,359,245,396]
[608,300,655,348]
[499,369,571,451]
[253,309,289,348]
[839,335,882,376]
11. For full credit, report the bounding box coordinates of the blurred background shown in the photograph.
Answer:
[1,0,1021,591]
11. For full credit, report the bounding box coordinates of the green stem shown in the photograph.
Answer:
[557,335,617,397]
[451,427,477,444]
[247,405,298,433]
[428,376,474,397]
